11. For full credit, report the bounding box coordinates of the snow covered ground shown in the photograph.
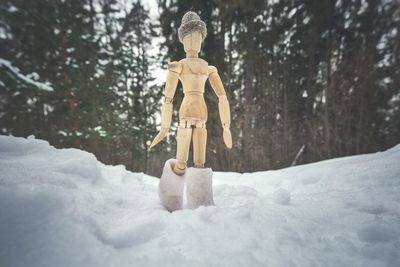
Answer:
[0,135,399,267]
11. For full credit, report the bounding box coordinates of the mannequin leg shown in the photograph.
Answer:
[173,125,192,175]
[193,126,207,168]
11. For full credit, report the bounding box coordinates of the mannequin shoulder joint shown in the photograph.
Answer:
[168,61,182,74]
[208,65,218,76]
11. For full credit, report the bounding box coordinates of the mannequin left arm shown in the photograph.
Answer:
[208,66,232,149]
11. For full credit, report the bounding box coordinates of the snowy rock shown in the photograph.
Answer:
[272,188,291,205]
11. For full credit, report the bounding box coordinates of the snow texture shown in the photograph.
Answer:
[0,135,399,267]
[185,165,214,209]
[158,159,184,212]
[0,58,53,91]
[272,188,291,205]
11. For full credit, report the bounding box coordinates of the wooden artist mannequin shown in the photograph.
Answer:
[150,11,232,211]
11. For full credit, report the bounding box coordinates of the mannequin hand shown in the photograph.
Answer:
[149,127,169,150]
[223,126,232,149]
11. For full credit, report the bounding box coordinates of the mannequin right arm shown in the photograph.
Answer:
[149,61,182,149]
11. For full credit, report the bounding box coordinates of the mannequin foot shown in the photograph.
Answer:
[172,160,186,176]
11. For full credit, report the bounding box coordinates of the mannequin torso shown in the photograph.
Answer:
[178,57,209,122]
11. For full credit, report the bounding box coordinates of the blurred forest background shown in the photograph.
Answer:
[0,0,399,176]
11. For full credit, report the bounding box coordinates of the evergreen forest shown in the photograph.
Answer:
[1,0,399,176]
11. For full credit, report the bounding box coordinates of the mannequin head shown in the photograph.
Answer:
[182,31,202,57]
[178,11,207,57]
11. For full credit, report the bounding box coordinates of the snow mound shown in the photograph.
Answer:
[0,135,399,267]
[272,188,291,205]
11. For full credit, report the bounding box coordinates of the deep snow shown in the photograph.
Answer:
[0,135,399,267]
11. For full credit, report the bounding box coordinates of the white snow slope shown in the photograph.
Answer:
[0,135,399,267]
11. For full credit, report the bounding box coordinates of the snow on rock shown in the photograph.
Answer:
[0,135,399,267]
